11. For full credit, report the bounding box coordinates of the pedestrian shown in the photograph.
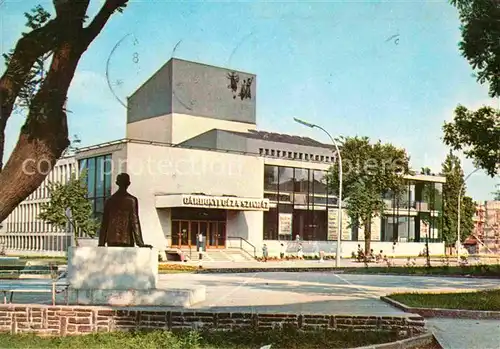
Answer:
[262,244,268,262]
[280,243,285,259]
[392,241,397,259]
[297,243,304,260]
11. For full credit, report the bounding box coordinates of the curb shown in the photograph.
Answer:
[195,267,347,273]
[192,267,500,279]
[380,296,500,320]
[352,332,438,349]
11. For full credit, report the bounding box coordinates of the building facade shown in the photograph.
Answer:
[468,201,500,254]
[0,157,77,256]
[0,59,445,257]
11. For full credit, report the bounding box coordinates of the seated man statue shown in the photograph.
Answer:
[98,173,152,248]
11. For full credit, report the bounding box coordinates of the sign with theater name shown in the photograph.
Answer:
[181,195,270,211]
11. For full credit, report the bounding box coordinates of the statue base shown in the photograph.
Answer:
[68,286,206,307]
[67,246,158,290]
[66,246,207,306]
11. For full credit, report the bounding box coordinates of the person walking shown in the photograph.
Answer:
[262,244,269,262]
[280,243,285,259]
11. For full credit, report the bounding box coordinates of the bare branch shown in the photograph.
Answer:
[0,19,59,170]
[84,0,129,44]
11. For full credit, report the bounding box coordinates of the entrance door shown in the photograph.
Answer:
[209,222,218,248]
[205,221,226,248]
[171,220,189,248]
[180,221,189,246]
[217,222,226,248]
[171,220,180,247]
[190,221,199,247]
[171,220,226,248]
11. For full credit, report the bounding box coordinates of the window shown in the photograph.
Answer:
[261,165,335,242]
[263,208,278,240]
[312,170,327,195]
[264,165,279,191]
[294,168,309,193]
[79,154,113,236]
[278,167,294,193]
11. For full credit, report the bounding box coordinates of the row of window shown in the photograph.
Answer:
[263,165,337,207]
[4,202,65,234]
[380,215,442,242]
[79,155,113,236]
[383,182,444,212]
[264,208,442,243]
[259,148,335,163]
[25,162,76,201]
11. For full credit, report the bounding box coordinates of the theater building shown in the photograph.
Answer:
[0,59,445,257]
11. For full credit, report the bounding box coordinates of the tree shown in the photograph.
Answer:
[493,184,500,200]
[328,136,410,254]
[38,169,98,247]
[441,151,475,246]
[0,0,129,223]
[443,105,500,177]
[421,167,432,175]
[450,0,500,98]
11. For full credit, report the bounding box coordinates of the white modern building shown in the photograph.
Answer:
[0,59,446,257]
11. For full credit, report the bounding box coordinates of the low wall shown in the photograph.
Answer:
[263,240,445,258]
[0,304,425,337]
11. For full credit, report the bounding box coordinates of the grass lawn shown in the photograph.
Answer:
[388,288,500,311]
[343,264,500,277]
[0,328,406,349]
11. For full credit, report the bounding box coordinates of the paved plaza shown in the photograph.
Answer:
[6,271,500,348]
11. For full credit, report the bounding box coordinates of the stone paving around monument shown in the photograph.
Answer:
[7,271,500,348]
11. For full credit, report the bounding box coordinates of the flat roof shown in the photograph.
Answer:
[75,138,446,182]
[223,129,334,149]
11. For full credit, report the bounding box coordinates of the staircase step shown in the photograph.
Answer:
[173,248,254,262]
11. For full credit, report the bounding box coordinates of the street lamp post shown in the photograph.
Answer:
[294,117,342,268]
[456,167,480,262]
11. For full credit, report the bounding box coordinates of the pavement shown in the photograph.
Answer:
[427,318,500,349]
[181,255,500,269]
[6,270,500,348]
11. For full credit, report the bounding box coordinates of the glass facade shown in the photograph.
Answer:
[381,180,444,242]
[78,154,112,236]
[263,165,335,241]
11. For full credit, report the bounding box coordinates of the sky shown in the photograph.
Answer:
[1,0,499,201]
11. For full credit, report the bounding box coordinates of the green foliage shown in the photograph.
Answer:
[328,136,410,252]
[441,151,476,245]
[443,105,500,177]
[38,169,98,247]
[450,0,500,98]
[0,328,400,349]
[493,184,500,200]
[389,288,500,311]
[2,5,52,110]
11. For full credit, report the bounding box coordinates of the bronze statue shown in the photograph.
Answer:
[98,173,152,248]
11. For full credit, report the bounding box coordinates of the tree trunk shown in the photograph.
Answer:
[0,0,128,223]
[0,118,69,221]
[364,218,372,256]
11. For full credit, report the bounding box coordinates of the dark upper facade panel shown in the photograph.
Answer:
[127,58,257,125]
[179,129,336,162]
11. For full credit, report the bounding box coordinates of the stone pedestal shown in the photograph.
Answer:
[67,246,158,289]
[66,247,206,306]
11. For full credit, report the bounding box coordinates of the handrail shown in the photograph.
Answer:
[227,236,257,258]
